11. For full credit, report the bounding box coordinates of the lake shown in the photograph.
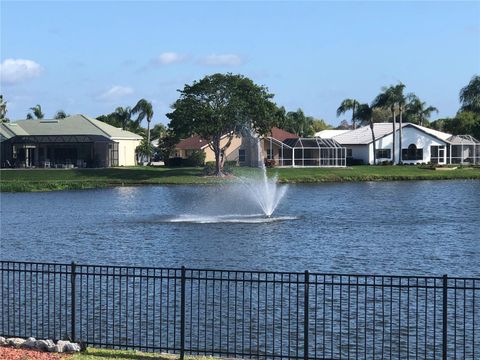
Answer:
[1,180,479,276]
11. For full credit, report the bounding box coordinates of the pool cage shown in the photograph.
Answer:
[265,137,347,167]
[447,135,480,165]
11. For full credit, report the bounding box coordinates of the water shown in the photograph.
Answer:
[0,180,479,276]
[235,134,287,217]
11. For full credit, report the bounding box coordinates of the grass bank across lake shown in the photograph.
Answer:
[1,165,479,192]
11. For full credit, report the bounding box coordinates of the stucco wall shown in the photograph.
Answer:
[201,135,244,163]
[345,127,448,165]
[116,139,141,166]
[374,127,446,164]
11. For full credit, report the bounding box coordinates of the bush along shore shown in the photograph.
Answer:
[0,165,479,192]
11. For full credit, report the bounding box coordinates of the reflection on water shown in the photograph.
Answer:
[0,180,479,276]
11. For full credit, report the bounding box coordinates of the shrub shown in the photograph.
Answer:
[203,160,237,175]
[264,159,276,168]
[185,150,206,167]
[165,157,184,167]
[203,161,216,175]
[347,158,364,166]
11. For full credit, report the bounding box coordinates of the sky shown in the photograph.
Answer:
[1,1,479,126]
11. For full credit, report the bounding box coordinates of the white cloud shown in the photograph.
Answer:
[199,54,244,66]
[97,85,134,102]
[152,52,188,65]
[0,58,43,85]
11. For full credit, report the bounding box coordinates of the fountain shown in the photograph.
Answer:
[154,132,292,224]
[236,138,287,217]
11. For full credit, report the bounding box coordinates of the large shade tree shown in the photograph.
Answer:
[167,73,280,176]
[459,75,480,113]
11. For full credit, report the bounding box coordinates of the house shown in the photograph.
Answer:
[173,127,347,167]
[0,114,143,168]
[327,122,480,165]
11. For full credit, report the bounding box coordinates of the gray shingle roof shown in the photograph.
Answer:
[0,114,143,141]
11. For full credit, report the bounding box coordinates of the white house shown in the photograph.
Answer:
[326,123,479,165]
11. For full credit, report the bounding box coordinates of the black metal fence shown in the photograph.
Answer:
[0,261,478,359]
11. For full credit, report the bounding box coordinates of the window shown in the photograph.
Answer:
[346,148,353,157]
[239,149,246,162]
[266,147,273,160]
[402,144,423,160]
[376,149,391,159]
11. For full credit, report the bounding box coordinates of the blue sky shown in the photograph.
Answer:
[1,1,479,126]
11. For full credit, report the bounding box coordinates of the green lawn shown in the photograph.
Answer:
[70,348,218,360]
[0,165,479,192]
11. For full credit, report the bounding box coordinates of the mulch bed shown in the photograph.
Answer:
[0,347,71,360]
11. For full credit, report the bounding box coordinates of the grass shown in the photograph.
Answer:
[69,348,218,360]
[1,165,479,192]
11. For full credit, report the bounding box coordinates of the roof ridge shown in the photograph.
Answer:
[80,114,114,138]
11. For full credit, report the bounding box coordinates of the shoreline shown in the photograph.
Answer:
[1,165,479,192]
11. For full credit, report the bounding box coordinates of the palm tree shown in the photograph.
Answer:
[132,99,154,162]
[54,110,69,119]
[405,94,438,126]
[355,103,377,164]
[393,84,406,163]
[337,99,360,129]
[459,75,480,113]
[372,87,397,164]
[26,104,45,119]
[113,106,132,130]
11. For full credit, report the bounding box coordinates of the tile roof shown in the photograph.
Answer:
[176,135,209,150]
[314,129,350,138]
[332,122,453,145]
[268,127,299,142]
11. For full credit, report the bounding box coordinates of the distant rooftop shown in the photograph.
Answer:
[314,129,350,139]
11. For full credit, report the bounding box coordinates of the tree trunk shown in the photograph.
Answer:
[398,108,403,164]
[213,137,223,176]
[392,108,396,165]
[370,121,376,164]
[352,105,356,130]
[147,120,151,164]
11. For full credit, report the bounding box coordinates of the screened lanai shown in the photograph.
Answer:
[447,135,480,164]
[264,137,347,167]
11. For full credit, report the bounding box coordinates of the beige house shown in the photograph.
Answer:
[0,115,143,168]
[174,127,347,167]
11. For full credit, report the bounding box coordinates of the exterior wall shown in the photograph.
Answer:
[373,127,446,164]
[116,139,141,166]
[344,127,448,165]
[345,144,371,164]
[176,135,245,164]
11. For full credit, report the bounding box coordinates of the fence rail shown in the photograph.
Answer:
[1,261,478,359]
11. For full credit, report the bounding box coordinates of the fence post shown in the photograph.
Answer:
[304,270,310,360]
[442,274,448,360]
[180,266,186,360]
[71,262,77,342]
